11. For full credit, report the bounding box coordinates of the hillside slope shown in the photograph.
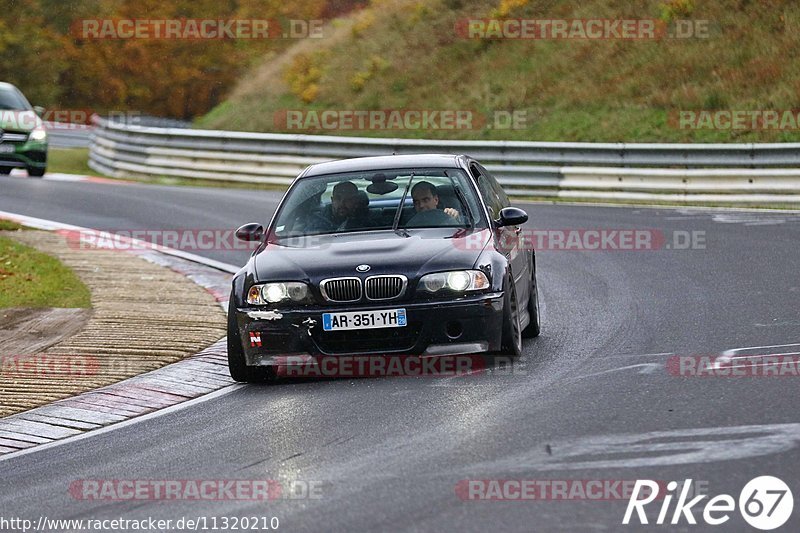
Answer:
[198,0,800,142]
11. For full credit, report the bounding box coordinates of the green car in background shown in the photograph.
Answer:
[0,82,47,177]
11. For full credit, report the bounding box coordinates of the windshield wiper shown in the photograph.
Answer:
[391,172,414,237]
[453,185,473,228]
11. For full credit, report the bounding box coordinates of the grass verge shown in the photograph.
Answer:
[48,148,95,176]
[0,220,26,231]
[0,234,91,308]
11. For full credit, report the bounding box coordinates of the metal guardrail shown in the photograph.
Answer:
[89,116,800,203]
[47,116,190,149]
[45,123,93,148]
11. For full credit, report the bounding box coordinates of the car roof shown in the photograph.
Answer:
[301,154,469,177]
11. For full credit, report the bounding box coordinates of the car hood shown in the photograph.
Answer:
[254,228,491,282]
[0,110,41,132]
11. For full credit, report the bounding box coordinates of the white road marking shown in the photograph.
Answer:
[605,352,674,359]
[38,173,92,182]
[726,350,800,360]
[744,220,786,226]
[475,422,800,471]
[569,363,663,381]
[714,342,800,369]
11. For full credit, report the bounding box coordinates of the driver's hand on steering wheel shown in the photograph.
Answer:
[443,207,460,219]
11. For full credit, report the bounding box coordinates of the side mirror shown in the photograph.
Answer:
[496,207,528,227]
[33,106,45,118]
[235,223,264,242]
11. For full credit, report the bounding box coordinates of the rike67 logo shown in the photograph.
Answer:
[623,477,794,530]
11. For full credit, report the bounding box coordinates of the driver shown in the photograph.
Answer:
[406,181,460,227]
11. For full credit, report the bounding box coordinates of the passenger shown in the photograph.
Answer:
[341,191,372,230]
[307,181,361,231]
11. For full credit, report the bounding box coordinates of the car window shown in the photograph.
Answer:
[0,87,31,110]
[471,163,503,220]
[479,164,511,208]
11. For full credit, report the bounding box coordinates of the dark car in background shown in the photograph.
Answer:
[227,154,540,382]
[0,82,47,177]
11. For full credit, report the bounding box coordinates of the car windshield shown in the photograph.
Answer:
[0,87,31,110]
[271,167,485,239]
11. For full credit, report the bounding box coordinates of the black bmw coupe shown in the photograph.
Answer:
[228,154,540,382]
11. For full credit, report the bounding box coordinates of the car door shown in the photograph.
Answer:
[469,163,530,303]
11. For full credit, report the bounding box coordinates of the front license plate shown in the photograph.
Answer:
[322,309,407,331]
[0,144,15,153]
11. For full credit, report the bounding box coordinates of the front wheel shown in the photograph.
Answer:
[227,297,276,383]
[27,166,46,177]
[500,281,523,357]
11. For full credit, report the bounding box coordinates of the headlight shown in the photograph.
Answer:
[247,282,311,305]
[263,283,287,302]
[29,126,47,142]
[418,270,489,294]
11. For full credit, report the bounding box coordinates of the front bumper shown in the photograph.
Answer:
[234,293,505,366]
[0,139,47,170]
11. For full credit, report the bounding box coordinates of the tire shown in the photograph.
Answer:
[0,168,11,175]
[522,276,541,338]
[227,298,276,383]
[500,280,523,357]
[27,167,46,177]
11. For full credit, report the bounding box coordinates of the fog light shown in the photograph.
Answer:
[446,321,463,340]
